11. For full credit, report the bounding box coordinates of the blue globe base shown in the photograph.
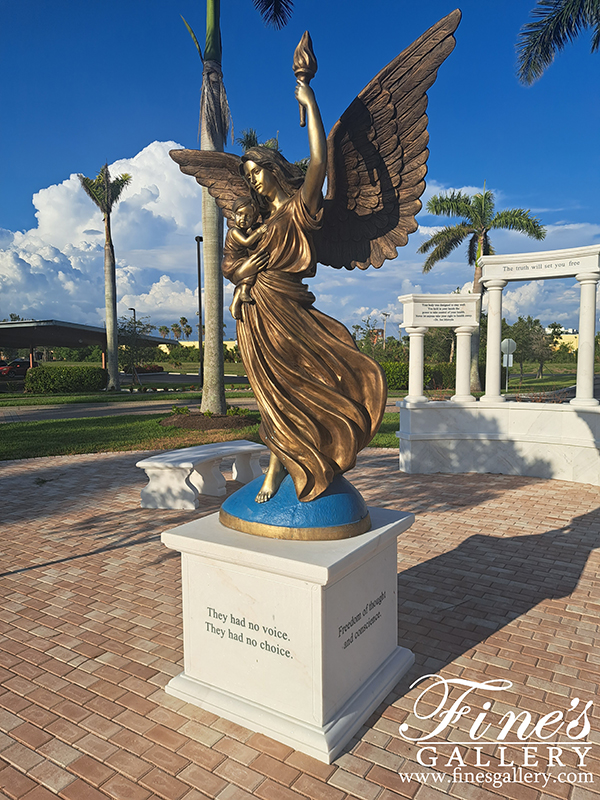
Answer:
[219,473,371,540]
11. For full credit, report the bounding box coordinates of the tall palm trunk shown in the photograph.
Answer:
[103,212,120,391]
[200,0,227,414]
[470,248,483,393]
[200,187,225,412]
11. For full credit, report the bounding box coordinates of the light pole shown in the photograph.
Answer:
[196,235,204,385]
[128,307,141,386]
[381,312,390,349]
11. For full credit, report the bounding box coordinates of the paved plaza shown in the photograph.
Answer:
[1,447,599,800]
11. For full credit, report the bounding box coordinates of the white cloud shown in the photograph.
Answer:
[1,145,598,338]
[502,281,544,321]
[0,141,209,330]
[420,180,490,208]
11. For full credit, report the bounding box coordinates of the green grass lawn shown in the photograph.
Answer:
[506,369,576,393]
[0,413,262,461]
[0,410,401,461]
[369,413,399,448]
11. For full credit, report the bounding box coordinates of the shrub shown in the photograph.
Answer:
[25,365,108,394]
[137,364,164,374]
[224,343,242,363]
[427,363,456,390]
[226,405,252,416]
[380,362,409,390]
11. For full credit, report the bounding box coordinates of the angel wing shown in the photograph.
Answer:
[315,9,461,270]
[169,150,246,222]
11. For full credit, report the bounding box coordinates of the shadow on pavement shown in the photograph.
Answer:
[395,506,600,675]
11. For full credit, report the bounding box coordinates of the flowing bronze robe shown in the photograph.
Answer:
[222,191,386,503]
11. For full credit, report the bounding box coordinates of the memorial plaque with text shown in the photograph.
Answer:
[399,294,479,327]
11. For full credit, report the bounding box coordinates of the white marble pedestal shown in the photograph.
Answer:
[161,506,415,763]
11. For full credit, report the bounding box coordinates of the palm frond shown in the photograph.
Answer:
[592,13,600,50]
[262,136,280,151]
[418,224,473,273]
[491,208,546,239]
[78,174,106,214]
[253,0,294,29]
[294,156,310,174]
[78,165,131,216]
[181,16,203,63]
[426,191,473,220]
[517,0,595,84]
[470,189,495,229]
[109,174,132,207]
[236,128,260,150]
[419,182,546,276]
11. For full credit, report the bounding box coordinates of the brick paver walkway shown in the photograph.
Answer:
[1,449,599,800]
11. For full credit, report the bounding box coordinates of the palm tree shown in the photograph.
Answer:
[78,164,131,391]
[236,128,280,152]
[418,187,546,390]
[236,129,260,150]
[180,316,194,340]
[158,325,170,339]
[171,323,182,341]
[517,0,600,84]
[183,0,294,414]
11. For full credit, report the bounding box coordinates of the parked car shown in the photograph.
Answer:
[0,358,38,378]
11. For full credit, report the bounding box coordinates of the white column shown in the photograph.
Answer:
[571,271,600,407]
[481,279,507,403]
[451,326,477,403]
[404,326,428,403]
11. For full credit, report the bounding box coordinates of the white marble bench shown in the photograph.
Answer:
[136,439,269,509]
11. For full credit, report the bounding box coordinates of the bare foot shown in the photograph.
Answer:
[255,455,287,503]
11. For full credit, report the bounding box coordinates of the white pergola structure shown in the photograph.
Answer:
[397,244,600,486]
[480,244,600,406]
[399,294,480,403]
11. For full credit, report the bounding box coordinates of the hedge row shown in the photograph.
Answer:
[25,365,108,394]
[380,362,458,390]
[380,362,409,390]
[427,363,457,390]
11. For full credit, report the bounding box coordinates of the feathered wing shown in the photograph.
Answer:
[169,150,246,221]
[315,9,461,270]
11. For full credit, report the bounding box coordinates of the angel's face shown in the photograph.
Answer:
[243,161,277,198]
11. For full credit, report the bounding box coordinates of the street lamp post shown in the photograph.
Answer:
[381,312,390,349]
[196,235,204,386]
[128,307,141,387]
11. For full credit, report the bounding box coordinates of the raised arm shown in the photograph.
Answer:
[295,82,326,217]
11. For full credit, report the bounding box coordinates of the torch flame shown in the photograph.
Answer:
[293,31,317,80]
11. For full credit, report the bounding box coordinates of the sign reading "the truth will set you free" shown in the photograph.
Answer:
[480,245,600,282]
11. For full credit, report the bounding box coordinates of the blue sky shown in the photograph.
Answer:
[1,0,599,339]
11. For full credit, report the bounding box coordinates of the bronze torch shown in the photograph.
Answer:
[293,31,318,127]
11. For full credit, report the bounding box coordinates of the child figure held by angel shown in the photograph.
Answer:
[225,196,267,320]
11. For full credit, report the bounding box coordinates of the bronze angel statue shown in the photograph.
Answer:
[171,11,460,526]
